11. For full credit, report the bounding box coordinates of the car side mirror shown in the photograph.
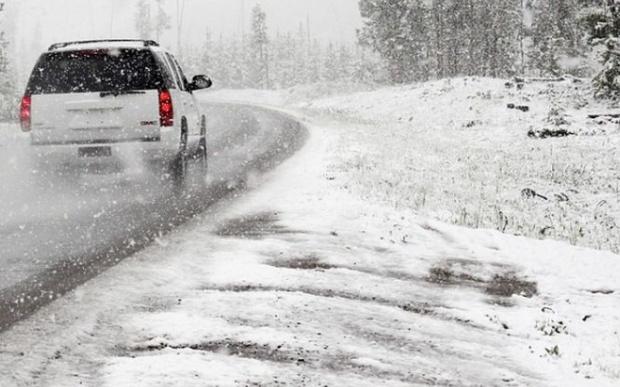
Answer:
[189,75,212,91]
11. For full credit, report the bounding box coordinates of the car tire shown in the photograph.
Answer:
[170,119,189,188]
[198,115,208,178]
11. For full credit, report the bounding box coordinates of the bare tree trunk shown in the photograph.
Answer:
[519,0,525,74]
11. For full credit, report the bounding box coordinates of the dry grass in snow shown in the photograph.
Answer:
[298,77,620,253]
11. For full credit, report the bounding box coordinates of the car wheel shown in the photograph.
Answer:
[198,115,208,177]
[170,119,189,187]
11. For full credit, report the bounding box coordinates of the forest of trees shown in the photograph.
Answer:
[358,0,594,82]
[132,2,383,90]
[179,5,384,90]
[358,0,620,98]
[4,0,620,123]
[175,0,620,98]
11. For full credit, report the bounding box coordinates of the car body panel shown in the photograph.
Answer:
[30,91,161,146]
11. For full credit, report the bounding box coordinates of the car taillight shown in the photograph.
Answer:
[20,95,32,132]
[159,89,173,127]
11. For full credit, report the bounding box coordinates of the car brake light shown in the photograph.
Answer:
[159,89,173,127]
[20,95,32,132]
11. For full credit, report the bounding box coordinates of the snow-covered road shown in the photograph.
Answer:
[0,102,307,331]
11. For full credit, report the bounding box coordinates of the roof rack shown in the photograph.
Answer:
[48,39,159,51]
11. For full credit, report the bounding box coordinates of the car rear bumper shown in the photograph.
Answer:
[30,128,179,166]
[31,136,162,146]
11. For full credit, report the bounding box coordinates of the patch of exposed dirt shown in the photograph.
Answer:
[587,289,615,295]
[132,339,312,364]
[426,258,489,287]
[202,283,435,315]
[485,273,538,298]
[214,212,303,239]
[135,334,447,385]
[266,255,337,271]
[128,338,442,385]
[201,283,485,329]
[485,297,516,307]
[265,251,422,283]
[426,259,537,300]
[420,224,457,243]
[427,266,484,286]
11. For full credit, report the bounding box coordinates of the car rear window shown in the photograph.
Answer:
[26,49,167,94]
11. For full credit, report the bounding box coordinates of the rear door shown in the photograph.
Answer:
[166,53,201,136]
[157,52,185,130]
[27,49,166,145]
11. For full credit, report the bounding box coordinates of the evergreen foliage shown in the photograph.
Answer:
[358,0,596,83]
[358,0,523,83]
[0,5,17,121]
[133,0,171,41]
[154,0,171,42]
[581,0,620,98]
[123,0,617,100]
[183,33,379,89]
[250,4,269,88]
[134,0,153,40]
[180,11,383,90]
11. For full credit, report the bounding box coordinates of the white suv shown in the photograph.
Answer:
[20,39,212,183]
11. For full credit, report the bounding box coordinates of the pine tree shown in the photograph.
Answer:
[249,4,269,88]
[213,34,232,87]
[134,0,153,40]
[359,0,430,83]
[272,32,297,88]
[0,4,18,121]
[530,0,589,76]
[555,0,581,52]
[338,45,354,82]
[443,0,468,76]
[293,22,310,85]
[352,45,373,83]
[154,0,171,42]
[486,0,521,77]
[200,28,214,76]
[307,39,322,82]
[593,37,620,97]
[228,38,246,88]
[430,0,447,78]
[323,42,339,81]
[586,1,620,98]
[530,1,564,75]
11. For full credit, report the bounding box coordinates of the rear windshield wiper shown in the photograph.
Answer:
[100,90,146,98]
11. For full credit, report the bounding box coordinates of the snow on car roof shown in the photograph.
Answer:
[48,40,163,52]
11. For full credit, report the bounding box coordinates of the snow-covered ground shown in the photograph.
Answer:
[211,77,620,254]
[0,122,22,144]
[1,97,619,385]
[204,82,376,107]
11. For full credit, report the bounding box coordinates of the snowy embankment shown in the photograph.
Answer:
[0,94,619,386]
[296,77,620,254]
[213,77,620,253]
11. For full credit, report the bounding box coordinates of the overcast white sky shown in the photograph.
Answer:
[5,0,362,82]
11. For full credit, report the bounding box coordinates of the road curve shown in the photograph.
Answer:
[0,102,308,332]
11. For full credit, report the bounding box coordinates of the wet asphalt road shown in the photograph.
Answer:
[0,102,307,332]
